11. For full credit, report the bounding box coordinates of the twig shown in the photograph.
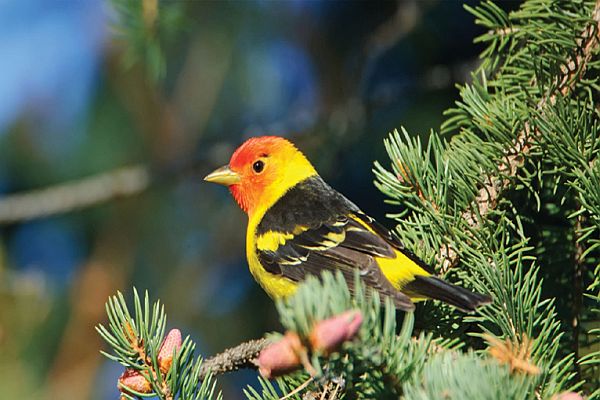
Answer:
[487,26,520,37]
[198,338,269,380]
[329,380,342,400]
[440,0,600,264]
[319,384,329,400]
[279,377,314,400]
[0,165,149,224]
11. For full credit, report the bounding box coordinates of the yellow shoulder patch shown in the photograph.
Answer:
[256,231,293,251]
[255,226,309,251]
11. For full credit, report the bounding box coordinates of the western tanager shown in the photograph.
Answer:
[205,136,491,312]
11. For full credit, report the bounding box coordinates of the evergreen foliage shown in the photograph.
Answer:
[373,0,600,395]
[98,0,600,398]
[96,290,220,400]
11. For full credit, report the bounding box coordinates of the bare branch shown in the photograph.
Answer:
[0,165,149,224]
[198,338,269,380]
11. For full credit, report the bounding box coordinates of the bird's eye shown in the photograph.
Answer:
[252,160,265,173]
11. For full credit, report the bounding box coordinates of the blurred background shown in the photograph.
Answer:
[0,0,520,398]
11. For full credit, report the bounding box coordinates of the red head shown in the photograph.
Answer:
[204,136,317,216]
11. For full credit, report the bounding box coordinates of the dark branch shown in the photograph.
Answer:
[572,212,586,381]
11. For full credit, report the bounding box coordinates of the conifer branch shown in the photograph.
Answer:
[97,289,221,400]
[442,0,600,265]
[467,0,600,227]
[374,2,599,394]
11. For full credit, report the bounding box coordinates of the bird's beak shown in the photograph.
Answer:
[204,165,241,186]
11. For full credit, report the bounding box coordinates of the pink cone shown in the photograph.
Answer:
[158,328,183,373]
[257,332,303,379]
[309,310,363,354]
[118,368,152,394]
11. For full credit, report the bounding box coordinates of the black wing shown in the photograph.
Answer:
[255,176,416,311]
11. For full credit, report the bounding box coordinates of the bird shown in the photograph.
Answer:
[204,136,492,312]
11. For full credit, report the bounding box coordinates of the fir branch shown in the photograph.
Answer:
[374,2,600,396]
[467,0,600,223]
[97,289,221,400]
[199,338,269,380]
[440,0,600,265]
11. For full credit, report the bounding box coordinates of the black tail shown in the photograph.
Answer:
[404,275,492,312]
